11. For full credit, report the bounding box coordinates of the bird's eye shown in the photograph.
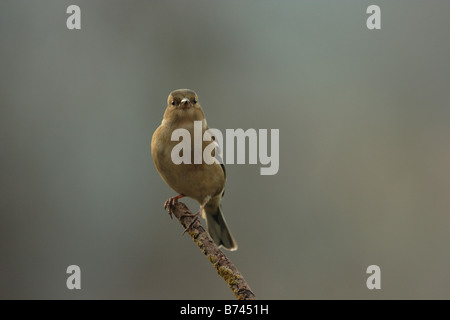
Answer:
[193,99,198,104]
[171,101,175,106]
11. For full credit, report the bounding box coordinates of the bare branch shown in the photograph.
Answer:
[168,201,256,300]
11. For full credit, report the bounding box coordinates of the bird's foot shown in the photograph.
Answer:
[164,194,185,218]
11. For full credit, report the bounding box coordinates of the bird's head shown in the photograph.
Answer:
[168,89,199,109]
[163,89,206,123]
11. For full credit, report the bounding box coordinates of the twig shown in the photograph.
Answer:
[168,201,256,300]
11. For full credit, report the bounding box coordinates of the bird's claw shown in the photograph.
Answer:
[164,194,184,219]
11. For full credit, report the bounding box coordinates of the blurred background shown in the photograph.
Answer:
[1,0,450,299]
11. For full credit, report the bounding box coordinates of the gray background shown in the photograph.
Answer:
[1,0,450,299]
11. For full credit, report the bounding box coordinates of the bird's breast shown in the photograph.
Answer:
[152,123,225,203]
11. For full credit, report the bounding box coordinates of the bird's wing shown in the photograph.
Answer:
[207,126,226,197]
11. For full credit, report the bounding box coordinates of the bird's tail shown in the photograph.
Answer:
[205,205,238,251]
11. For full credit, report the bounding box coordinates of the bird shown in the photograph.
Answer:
[151,89,238,251]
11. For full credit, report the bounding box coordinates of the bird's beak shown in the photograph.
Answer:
[180,98,190,109]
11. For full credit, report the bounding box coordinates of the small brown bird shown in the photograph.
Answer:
[151,89,238,251]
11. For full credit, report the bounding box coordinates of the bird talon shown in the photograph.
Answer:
[164,200,174,218]
[163,194,185,218]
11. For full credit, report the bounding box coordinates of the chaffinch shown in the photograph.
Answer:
[151,89,237,251]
